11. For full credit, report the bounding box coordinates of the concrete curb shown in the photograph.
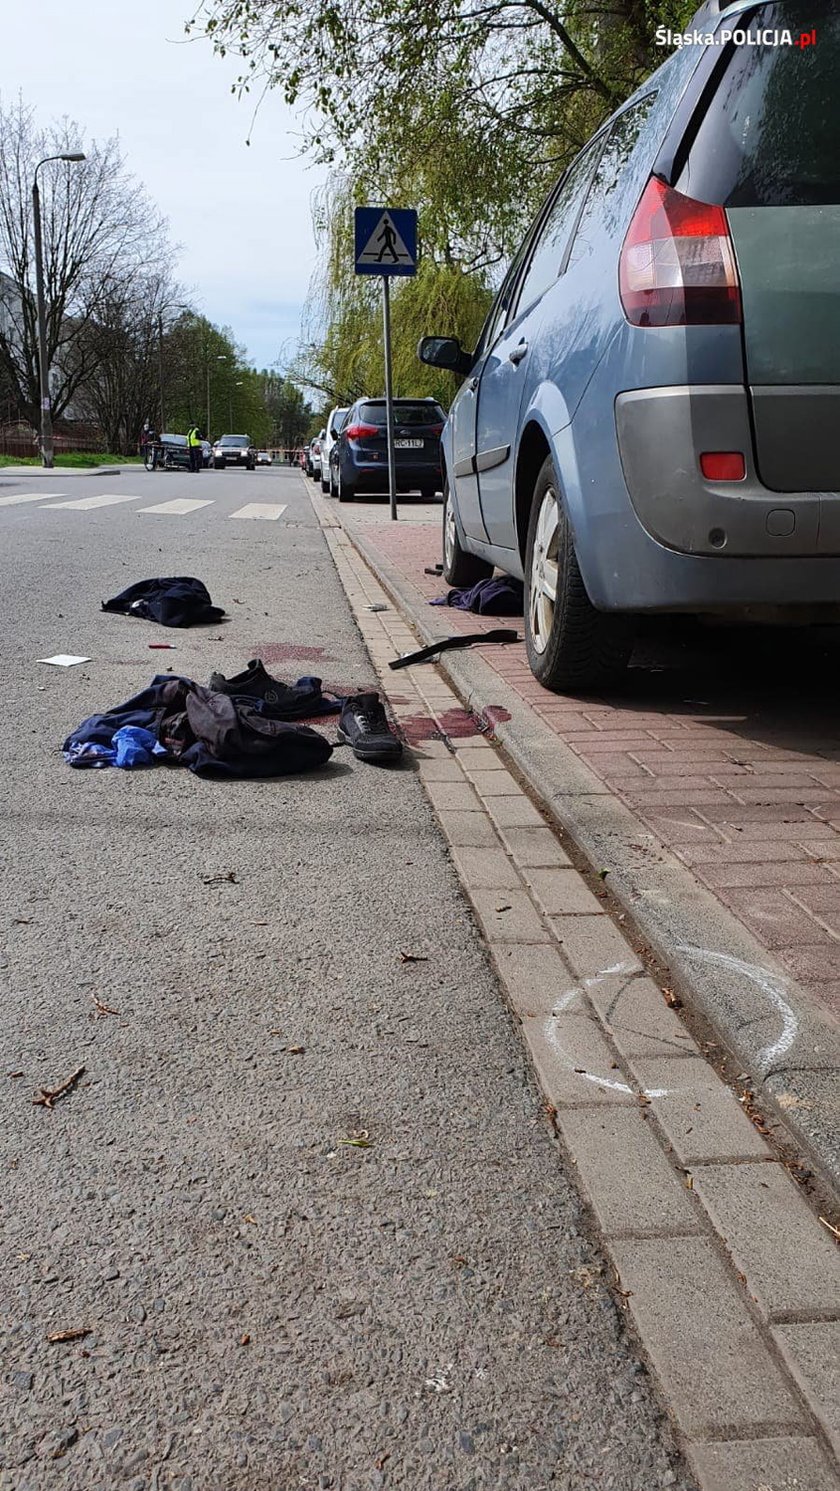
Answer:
[343,515,840,1196]
[0,465,122,478]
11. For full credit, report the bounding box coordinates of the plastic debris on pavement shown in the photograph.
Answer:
[37,654,91,667]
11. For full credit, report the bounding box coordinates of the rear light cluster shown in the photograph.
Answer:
[620,176,741,327]
[345,422,381,440]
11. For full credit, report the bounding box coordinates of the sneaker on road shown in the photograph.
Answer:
[208,659,329,720]
[338,692,403,763]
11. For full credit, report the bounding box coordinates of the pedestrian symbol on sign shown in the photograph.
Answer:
[354,207,417,278]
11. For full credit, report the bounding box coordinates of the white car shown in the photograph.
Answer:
[320,406,349,494]
[256,450,272,466]
[309,429,326,479]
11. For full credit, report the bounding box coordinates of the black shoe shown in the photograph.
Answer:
[209,660,321,719]
[338,691,403,763]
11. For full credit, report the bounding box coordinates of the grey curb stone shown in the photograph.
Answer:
[611,1236,805,1438]
[557,1107,702,1235]
[692,1163,840,1320]
[686,1437,840,1491]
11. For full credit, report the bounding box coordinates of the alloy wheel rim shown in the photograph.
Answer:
[444,492,457,568]
[528,487,560,656]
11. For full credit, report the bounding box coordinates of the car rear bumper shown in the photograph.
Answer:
[614,385,840,559]
[343,454,441,490]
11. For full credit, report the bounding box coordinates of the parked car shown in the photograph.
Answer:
[201,440,213,468]
[307,430,326,480]
[331,398,445,502]
[420,0,840,691]
[256,450,272,466]
[320,406,349,494]
[212,434,256,470]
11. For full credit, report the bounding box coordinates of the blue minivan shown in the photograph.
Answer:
[420,0,838,690]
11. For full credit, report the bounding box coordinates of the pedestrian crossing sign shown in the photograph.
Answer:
[354,207,417,276]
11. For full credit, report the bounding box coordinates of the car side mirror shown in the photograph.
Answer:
[417,335,475,377]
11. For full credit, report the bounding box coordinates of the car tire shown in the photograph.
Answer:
[442,480,493,586]
[338,470,356,503]
[420,484,438,501]
[320,473,330,493]
[524,456,633,692]
[216,459,226,471]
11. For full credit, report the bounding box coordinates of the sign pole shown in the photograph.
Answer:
[382,275,398,522]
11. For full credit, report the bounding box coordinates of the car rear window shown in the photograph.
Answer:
[358,402,445,426]
[675,4,839,207]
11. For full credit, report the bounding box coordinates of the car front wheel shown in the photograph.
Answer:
[524,457,633,692]
[442,480,493,587]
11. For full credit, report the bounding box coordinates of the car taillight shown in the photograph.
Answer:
[619,176,741,327]
[313,442,321,453]
[345,422,381,440]
[428,424,444,436]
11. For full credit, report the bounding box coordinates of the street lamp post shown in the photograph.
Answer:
[32,152,85,468]
[230,379,244,428]
[207,354,228,440]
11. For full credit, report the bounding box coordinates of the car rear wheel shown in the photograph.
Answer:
[420,484,437,501]
[338,469,356,503]
[524,457,633,692]
[442,480,493,587]
[320,472,330,493]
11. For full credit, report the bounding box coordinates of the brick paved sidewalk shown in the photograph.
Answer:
[351,512,840,1032]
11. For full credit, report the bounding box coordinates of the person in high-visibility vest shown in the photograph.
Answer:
[187,424,203,473]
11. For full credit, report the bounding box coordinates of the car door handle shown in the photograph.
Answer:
[467,376,479,392]
[508,340,528,366]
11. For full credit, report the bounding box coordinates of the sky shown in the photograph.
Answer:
[1,0,325,371]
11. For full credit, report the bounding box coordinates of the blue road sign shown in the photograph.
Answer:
[354,207,417,277]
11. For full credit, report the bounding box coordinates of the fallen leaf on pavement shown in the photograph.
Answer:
[662,987,682,1009]
[33,1066,85,1110]
[91,995,120,1017]
[48,1327,91,1343]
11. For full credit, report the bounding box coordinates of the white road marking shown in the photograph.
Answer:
[41,493,142,511]
[0,491,66,506]
[677,944,798,1069]
[138,499,214,516]
[229,502,287,521]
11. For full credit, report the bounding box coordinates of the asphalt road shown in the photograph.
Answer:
[0,464,692,1490]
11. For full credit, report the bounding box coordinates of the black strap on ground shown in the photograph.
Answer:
[388,629,520,670]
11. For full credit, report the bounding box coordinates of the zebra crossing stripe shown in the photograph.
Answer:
[138,499,214,515]
[229,503,287,520]
[41,493,143,511]
[0,491,66,506]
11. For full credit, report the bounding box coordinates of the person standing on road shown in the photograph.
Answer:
[187,424,203,473]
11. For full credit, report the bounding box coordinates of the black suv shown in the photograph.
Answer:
[212,434,256,470]
[331,398,445,502]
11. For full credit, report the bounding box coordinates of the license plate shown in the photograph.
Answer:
[395,438,423,449]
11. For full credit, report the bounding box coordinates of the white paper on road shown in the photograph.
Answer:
[41,493,142,511]
[138,499,214,516]
[0,491,66,506]
[37,654,91,667]
[229,503,287,521]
